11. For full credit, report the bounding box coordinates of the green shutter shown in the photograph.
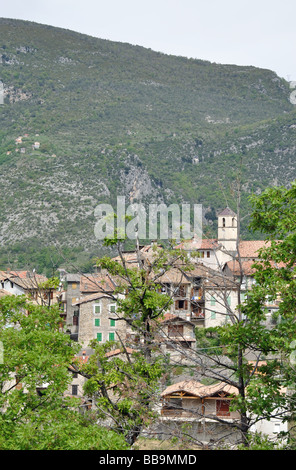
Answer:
[97,333,102,342]
[210,296,216,306]
[109,332,115,341]
[95,318,100,327]
[211,311,216,319]
[95,304,101,314]
[110,305,116,313]
[110,319,116,327]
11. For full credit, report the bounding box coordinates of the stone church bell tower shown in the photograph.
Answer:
[217,207,238,255]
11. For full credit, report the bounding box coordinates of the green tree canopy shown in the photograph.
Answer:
[0,295,129,450]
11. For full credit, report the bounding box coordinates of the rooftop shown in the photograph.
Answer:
[161,380,238,398]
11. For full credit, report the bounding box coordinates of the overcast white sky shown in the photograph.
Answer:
[1,0,296,81]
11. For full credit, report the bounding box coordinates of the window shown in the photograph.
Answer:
[210,296,216,306]
[210,311,216,320]
[110,319,116,327]
[109,304,116,313]
[109,332,115,341]
[94,318,100,327]
[94,304,101,314]
[97,333,102,342]
[222,218,226,228]
[175,285,186,297]
[227,296,231,305]
[72,385,78,396]
[216,399,230,417]
[175,299,188,310]
[207,251,210,258]
[274,422,281,434]
[72,283,77,290]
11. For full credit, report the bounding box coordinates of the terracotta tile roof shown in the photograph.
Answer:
[184,263,213,278]
[157,268,191,285]
[175,238,218,250]
[161,380,238,398]
[1,271,48,289]
[0,289,13,297]
[226,259,257,276]
[79,273,116,293]
[238,240,272,258]
[73,292,114,306]
[105,347,135,358]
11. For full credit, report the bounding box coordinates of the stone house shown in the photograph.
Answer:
[161,379,239,420]
[65,350,92,407]
[157,265,208,327]
[58,271,117,340]
[158,379,241,445]
[157,313,196,362]
[73,292,127,349]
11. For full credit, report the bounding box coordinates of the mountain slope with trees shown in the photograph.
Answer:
[0,18,295,273]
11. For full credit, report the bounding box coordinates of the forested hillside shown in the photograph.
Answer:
[0,18,295,274]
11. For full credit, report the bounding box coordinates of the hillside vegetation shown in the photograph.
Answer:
[0,18,295,273]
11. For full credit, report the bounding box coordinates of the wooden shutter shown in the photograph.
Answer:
[109,332,115,341]
[216,399,230,416]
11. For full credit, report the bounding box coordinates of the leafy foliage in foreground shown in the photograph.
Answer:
[0,295,129,450]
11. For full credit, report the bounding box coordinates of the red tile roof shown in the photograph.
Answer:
[238,240,272,258]
[226,259,257,276]
[175,238,218,250]
[79,273,116,293]
[105,347,135,358]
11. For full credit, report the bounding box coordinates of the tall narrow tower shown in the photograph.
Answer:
[217,207,238,255]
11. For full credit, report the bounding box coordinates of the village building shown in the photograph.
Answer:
[72,292,127,349]
[157,313,196,363]
[0,270,58,306]
[54,207,286,444]
[158,379,241,445]
[57,270,117,340]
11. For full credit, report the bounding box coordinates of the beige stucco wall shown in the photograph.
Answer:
[204,289,239,328]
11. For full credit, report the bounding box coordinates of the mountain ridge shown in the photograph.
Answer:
[0,18,295,273]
